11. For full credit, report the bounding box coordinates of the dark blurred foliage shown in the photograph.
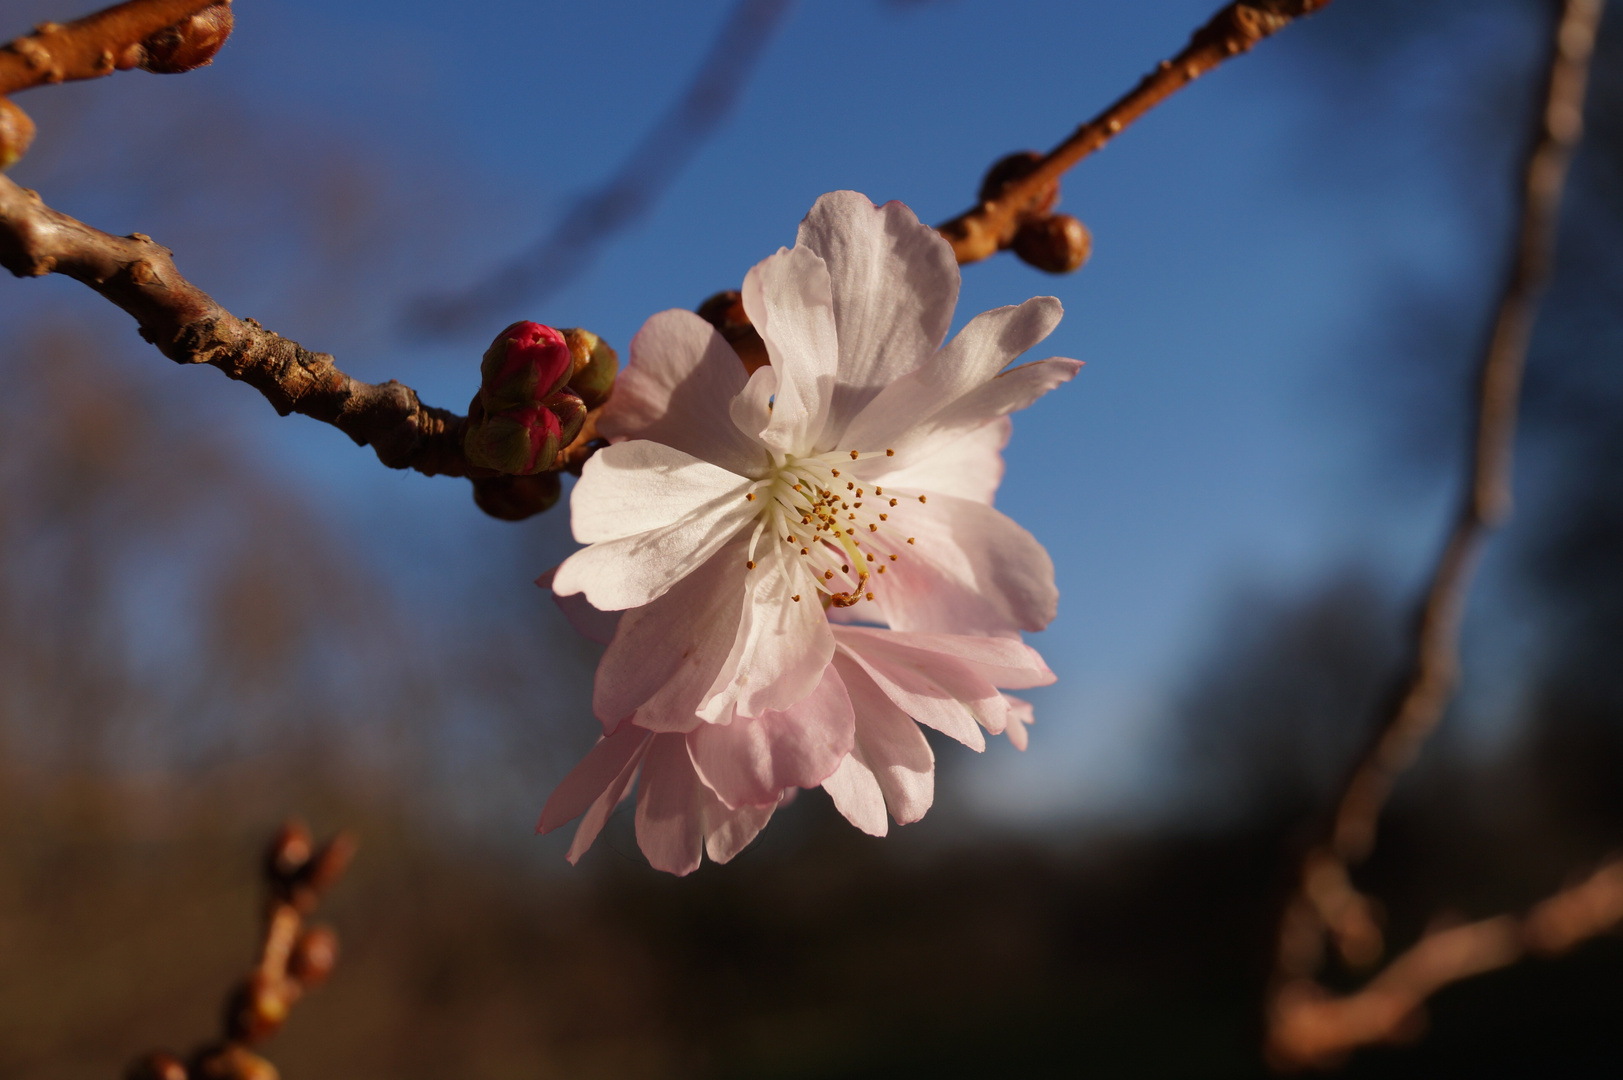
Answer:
[5,0,1623,1077]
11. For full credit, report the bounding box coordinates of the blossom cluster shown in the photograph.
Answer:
[539,191,1078,874]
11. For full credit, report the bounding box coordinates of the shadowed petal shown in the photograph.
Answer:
[689,663,855,808]
[741,244,838,454]
[599,309,771,476]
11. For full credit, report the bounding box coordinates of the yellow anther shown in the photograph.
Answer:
[849,450,859,459]
[885,449,894,456]
[918,495,927,503]
[907,537,915,544]
[868,524,877,532]
[866,553,875,562]
[824,570,834,580]
[747,560,756,569]
[888,554,897,561]
[792,595,801,602]
[746,493,755,501]
[831,469,840,477]
[879,513,887,521]
[866,591,875,600]
[877,565,886,574]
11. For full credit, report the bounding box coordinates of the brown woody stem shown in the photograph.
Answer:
[936,1,1334,265]
[0,0,216,95]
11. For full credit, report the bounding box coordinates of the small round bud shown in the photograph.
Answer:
[696,290,769,373]
[480,321,573,413]
[560,328,618,409]
[1012,214,1092,274]
[265,820,312,882]
[978,150,1058,217]
[289,925,339,988]
[225,972,296,1043]
[471,471,562,521]
[465,400,563,475]
[191,1044,279,1080]
[140,4,234,74]
[124,1051,187,1080]
[0,98,35,170]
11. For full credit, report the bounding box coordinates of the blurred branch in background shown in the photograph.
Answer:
[409,0,797,336]
[1267,0,1609,1068]
[127,823,355,1080]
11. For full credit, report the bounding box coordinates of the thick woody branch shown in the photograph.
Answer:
[937,0,1334,266]
[0,174,479,476]
[0,0,223,96]
[1268,857,1623,1071]
[1266,0,1606,1068]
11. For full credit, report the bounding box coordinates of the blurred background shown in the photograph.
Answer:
[2,0,1621,1075]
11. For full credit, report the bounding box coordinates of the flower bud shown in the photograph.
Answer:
[978,150,1059,218]
[140,3,234,74]
[0,98,35,170]
[480,321,573,413]
[289,925,339,988]
[1012,213,1092,274]
[471,472,562,521]
[560,328,618,409]
[697,290,769,374]
[191,1044,279,1080]
[225,972,296,1043]
[265,820,312,882]
[124,1051,187,1080]
[465,399,563,475]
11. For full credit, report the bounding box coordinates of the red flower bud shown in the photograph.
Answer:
[465,398,563,475]
[544,389,588,449]
[480,321,573,413]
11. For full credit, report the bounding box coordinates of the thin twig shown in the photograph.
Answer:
[1265,0,1606,1068]
[124,821,356,1080]
[937,0,1334,266]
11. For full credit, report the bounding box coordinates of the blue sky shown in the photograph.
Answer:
[4,1,1533,827]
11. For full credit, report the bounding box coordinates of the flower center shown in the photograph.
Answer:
[741,449,919,608]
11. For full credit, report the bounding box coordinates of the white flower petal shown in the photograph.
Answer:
[592,537,749,732]
[874,416,1009,506]
[794,191,961,447]
[570,440,751,544]
[836,625,1054,690]
[697,545,835,721]
[741,244,839,454]
[839,296,1062,452]
[598,309,772,477]
[911,357,1082,440]
[688,663,854,809]
[873,493,1058,637]
[551,485,756,611]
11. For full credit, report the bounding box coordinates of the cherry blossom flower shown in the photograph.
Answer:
[540,191,1078,874]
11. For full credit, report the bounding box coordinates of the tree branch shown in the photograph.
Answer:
[937,0,1335,266]
[1268,856,1623,1070]
[0,0,221,96]
[1265,0,1607,1067]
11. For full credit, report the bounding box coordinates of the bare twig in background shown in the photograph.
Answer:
[125,821,355,1080]
[938,0,1334,267]
[1266,0,1607,1068]
[411,0,797,335]
[1269,855,1623,1070]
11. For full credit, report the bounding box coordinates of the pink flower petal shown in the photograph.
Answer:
[839,295,1062,452]
[794,192,961,447]
[689,663,855,809]
[536,566,623,645]
[634,732,708,876]
[598,309,771,477]
[836,625,1055,690]
[875,415,1010,506]
[703,799,777,864]
[821,754,888,837]
[872,493,1058,637]
[537,724,652,865]
[698,545,834,721]
[830,651,934,826]
[741,244,839,454]
[834,633,991,751]
[1003,693,1035,751]
[593,537,749,732]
